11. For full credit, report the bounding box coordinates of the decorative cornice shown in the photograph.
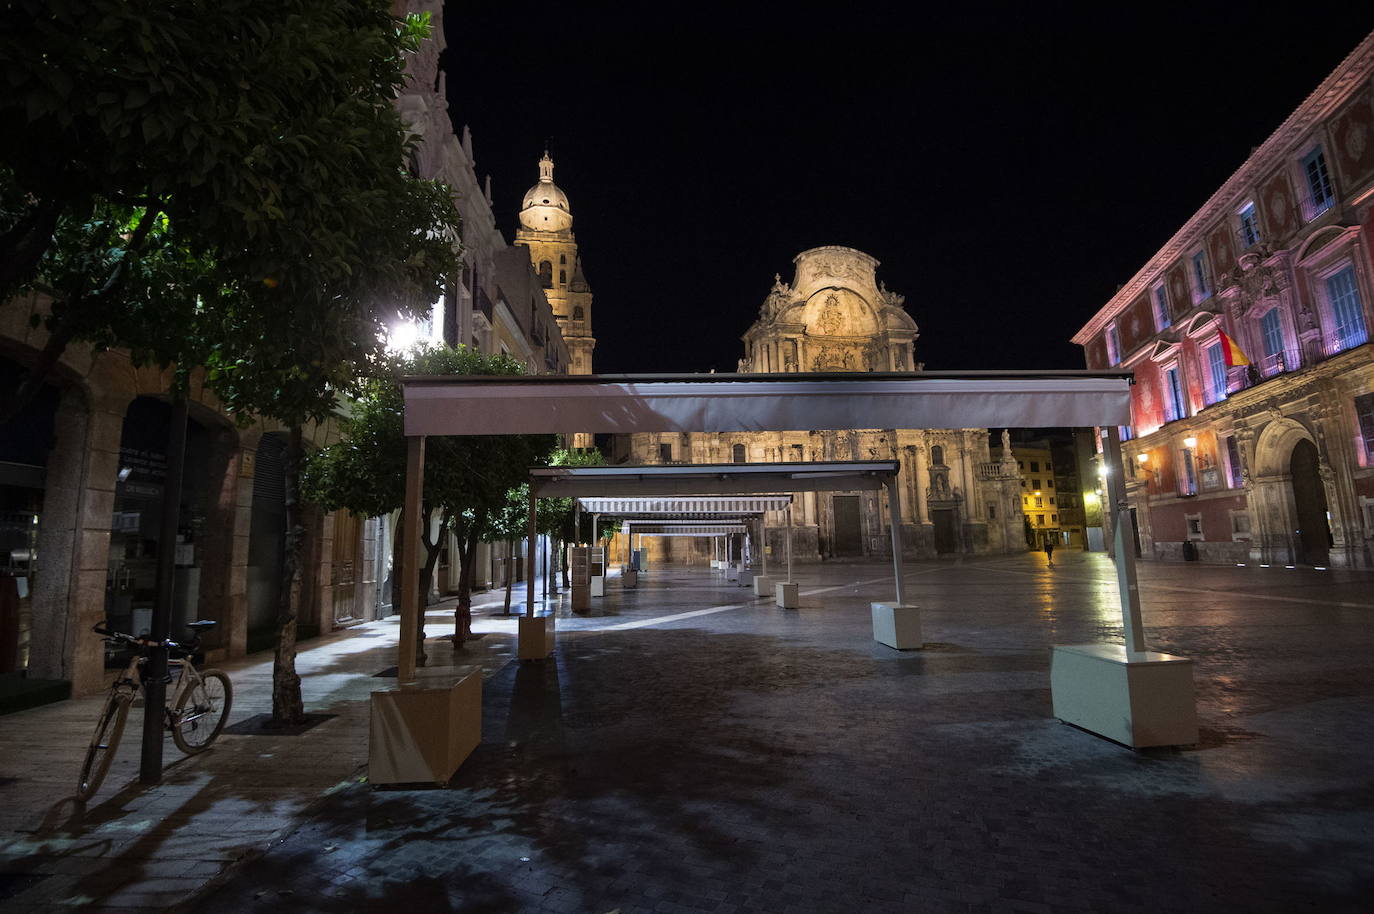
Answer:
[1072,31,1374,346]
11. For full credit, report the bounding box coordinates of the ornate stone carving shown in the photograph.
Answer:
[1225,252,1289,316]
[816,293,846,335]
[878,281,906,310]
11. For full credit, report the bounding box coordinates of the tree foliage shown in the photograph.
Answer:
[1,1,465,725]
[304,344,557,650]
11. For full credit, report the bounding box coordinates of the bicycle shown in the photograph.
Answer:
[76,620,233,801]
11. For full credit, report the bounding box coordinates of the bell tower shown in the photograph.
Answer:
[515,151,595,382]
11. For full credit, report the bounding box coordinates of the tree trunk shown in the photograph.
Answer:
[451,511,482,645]
[560,539,570,588]
[502,539,515,615]
[0,193,67,303]
[417,507,446,667]
[271,424,306,727]
[389,509,405,621]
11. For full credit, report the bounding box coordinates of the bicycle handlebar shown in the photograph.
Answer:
[91,623,186,653]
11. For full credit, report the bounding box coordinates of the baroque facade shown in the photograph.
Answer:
[612,246,1025,562]
[1073,32,1374,568]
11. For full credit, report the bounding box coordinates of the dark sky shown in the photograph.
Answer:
[443,4,1374,375]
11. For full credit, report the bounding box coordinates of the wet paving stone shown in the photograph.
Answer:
[184,554,1374,913]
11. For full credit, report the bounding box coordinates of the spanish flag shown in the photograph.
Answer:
[1219,330,1250,367]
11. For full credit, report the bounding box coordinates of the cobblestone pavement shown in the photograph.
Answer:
[0,591,518,913]
[153,552,1374,914]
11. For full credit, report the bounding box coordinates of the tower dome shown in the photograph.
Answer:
[518,151,573,233]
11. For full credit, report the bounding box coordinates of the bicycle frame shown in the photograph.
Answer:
[109,651,206,730]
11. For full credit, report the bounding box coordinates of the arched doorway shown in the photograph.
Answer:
[1289,439,1331,566]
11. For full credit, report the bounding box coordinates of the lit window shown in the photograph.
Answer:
[1204,342,1227,404]
[1105,324,1121,365]
[1152,283,1171,330]
[1261,309,1284,358]
[1356,393,1374,465]
[1224,435,1244,487]
[1180,448,1197,496]
[1034,496,1043,507]
[1191,251,1212,302]
[1238,202,1261,248]
[1302,146,1335,217]
[1164,365,1187,422]
[1326,266,1368,353]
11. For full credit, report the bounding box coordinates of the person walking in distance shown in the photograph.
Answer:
[1043,535,1055,567]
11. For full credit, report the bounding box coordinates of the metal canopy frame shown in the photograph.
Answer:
[396,371,1139,683]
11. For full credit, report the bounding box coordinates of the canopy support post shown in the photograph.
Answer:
[1102,426,1145,653]
[399,435,425,683]
[785,505,793,582]
[761,515,768,578]
[886,475,906,605]
[525,484,537,618]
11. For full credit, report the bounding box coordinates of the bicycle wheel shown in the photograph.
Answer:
[171,669,232,754]
[76,692,132,801]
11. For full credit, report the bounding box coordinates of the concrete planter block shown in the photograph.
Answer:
[752,575,774,597]
[775,581,799,608]
[518,615,555,660]
[871,602,923,650]
[369,671,481,786]
[1050,644,1198,748]
[590,576,604,598]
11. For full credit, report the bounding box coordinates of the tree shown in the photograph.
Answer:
[303,345,557,658]
[1,1,465,726]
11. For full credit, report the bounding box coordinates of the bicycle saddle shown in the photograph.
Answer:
[186,620,218,630]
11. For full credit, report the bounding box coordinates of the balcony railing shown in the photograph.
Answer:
[1256,347,1303,379]
[1325,326,1370,357]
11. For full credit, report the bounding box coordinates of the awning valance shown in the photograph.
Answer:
[402,371,1133,437]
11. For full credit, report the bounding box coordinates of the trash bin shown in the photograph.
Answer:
[1181,540,1198,561]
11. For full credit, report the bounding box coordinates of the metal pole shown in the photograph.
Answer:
[761,515,768,577]
[1102,426,1146,653]
[525,485,537,618]
[398,435,425,683]
[785,504,793,582]
[887,476,906,605]
[574,501,581,545]
[140,392,188,784]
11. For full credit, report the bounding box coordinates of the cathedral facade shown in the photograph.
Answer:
[612,246,1026,562]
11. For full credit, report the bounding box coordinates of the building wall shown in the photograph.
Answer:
[1073,32,1374,568]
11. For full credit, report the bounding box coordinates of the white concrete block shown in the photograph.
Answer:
[775,581,799,608]
[1050,643,1198,748]
[590,576,604,598]
[871,602,923,650]
[518,615,555,660]
[752,575,774,598]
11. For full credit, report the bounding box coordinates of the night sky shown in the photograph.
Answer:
[444,5,1374,375]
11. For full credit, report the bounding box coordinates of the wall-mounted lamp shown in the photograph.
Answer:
[1136,453,1149,464]
[1183,436,1197,449]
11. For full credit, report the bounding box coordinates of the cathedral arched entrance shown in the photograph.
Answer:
[1289,439,1331,566]
[931,509,959,554]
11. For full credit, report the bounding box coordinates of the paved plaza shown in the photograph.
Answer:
[3,552,1374,912]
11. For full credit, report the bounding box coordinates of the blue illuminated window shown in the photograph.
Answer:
[1164,366,1186,422]
[1205,342,1227,403]
[1153,284,1171,329]
[1303,147,1334,216]
[1238,203,1260,248]
[1191,251,1212,301]
[1327,266,1368,352]
[1261,308,1283,358]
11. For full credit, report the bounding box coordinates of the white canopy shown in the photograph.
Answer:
[532,461,896,498]
[577,496,792,516]
[402,371,1133,437]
